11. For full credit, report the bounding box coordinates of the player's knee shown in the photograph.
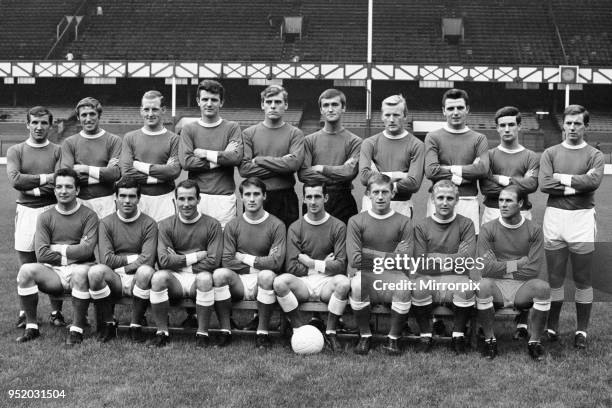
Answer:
[135,265,155,283]
[257,270,276,288]
[272,274,291,293]
[531,279,551,298]
[332,275,350,298]
[87,264,106,285]
[212,268,231,286]
[151,271,170,291]
[71,267,90,288]
[476,278,495,297]
[17,263,36,284]
[573,270,592,288]
[393,288,411,303]
[456,289,474,300]
[195,272,213,291]
[350,275,362,300]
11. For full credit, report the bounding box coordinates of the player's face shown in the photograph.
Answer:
[367,182,394,215]
[563,113,587,145]
[496,115,521,145]
[140,98,165,129]
[443,98,469,129]
[241,185,265,214]
[26,114,51,143]
[197,90,223,120]
[176,186,200,219]
[381,104,407,136]
[262,93,287,122]
[78,106,100,134]
[498,190,521,219]
[320,96,345,124]
[433,187,457,219]
[304,186,328,216]
[54,175,79,206]
[116,187,140,219]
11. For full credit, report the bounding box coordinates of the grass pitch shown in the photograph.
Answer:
[1,175,611,408]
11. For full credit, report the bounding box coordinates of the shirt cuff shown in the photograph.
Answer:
[506,260,518,273]
[39,174,47,185]
[33,188,41,197]
[564,186,576,196]
[146,176,159,184]
[126,254,138,264]
[392,171,406,179]
[451,175,463,185]
[61,256,68,266]
[249,267,260,274]
[209,162,220,169]
[88,166,101,180]
[205,150,219,164]
[87,177,100,185]
[381,171,393,178]
[314,260,326,274]
[560,174,572,187]
[180,265,193,273]
[243,254,256,267]
[498,175,511,186]
[134,161,151,175]
[450,165,462,177]
[185,252,198,266]
[307,268,317,276]
[114,267,126,274]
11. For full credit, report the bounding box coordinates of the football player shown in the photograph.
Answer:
[60,97,122,220]
[476,185,551,361]
[539,104,604,349]
[274,182,349,352]
[239,85,304,228]
[179,79,242,228]
[87,177,157,343]
[359,94,424,218]
[347,174,413,355]
[7,107,64,328]
[212,177,286,348]
[120,90,181,222]
[149,180,223,347]
[16,168,98,345]
[412,180,477,354]
[424,88,489,234]
[480,106,539,338]
[298,89,362,224]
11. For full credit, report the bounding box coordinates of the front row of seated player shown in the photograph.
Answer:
[16,170,551,360]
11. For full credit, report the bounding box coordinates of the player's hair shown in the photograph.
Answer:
[260,84,288,103]
[500,185,525,204]
[302,181,327,196]
[239,177,267,195]
[175,179,200,198]
[142,90,165,107]
[197,79,225,102]
[563,104,590,126]
[26,106,53,125]
[442,88,469,106]
[75,97,103,117]
[381,94,408,117]
[432,179,458,197]
[494,106,522,125]
[54,167,80,188]
[114,177,141,198]
[366,173,393,192]
[318,88,346,108]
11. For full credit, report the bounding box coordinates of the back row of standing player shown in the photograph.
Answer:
[8,81,604,352]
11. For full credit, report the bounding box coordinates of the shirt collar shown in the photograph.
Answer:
[561,141,587,150]
[499,215,525,229]
[198,118,223,128]
[79,129,106,139]
[497,144,525,154]
[141,127,167,136]
[243,211,269,225]
[443,125,471,134]
[367,209,395,220]
[117,209,141,223]
[432,213,456,224]
[55,201,81,215]
[383,130,408,140]
[179,212,202,224]
[25,139,50,148]
[304,212,330,225]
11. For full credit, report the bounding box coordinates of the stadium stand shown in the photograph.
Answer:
[0,0,82,59]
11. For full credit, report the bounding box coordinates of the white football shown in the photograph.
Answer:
[291,324,324,355]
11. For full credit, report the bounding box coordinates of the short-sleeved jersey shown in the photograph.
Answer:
[60,130,122,200]
[120,127,181,196]
[157,213,223,273]
[359,131,424,201]
[179,119,243,195]
[99,211,158,273]
[6,140,61,208]
[222,212,286,274]
[239,122,304,191]
[539,141,604,210]
[424,127,489,196]
[346,210,413,273]
[298,128,361,191]
[478,217,545,281]
[285,213,347,277]
[414,214,476,275]
[35,203,98,265]
[480,145,539,210]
